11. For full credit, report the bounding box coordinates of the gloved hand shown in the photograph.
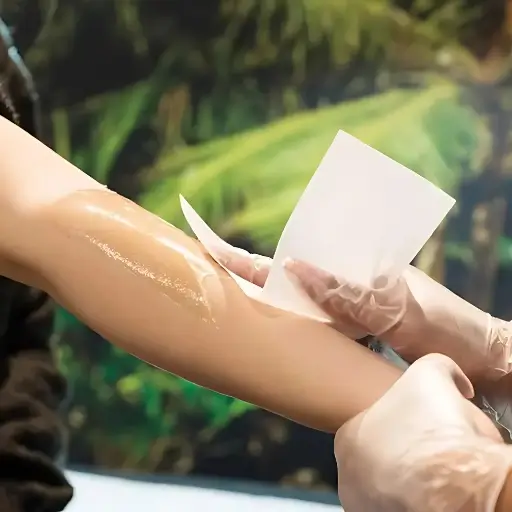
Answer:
[215,244,512,439]
[214,243,512,382]
[335,353,512,512]
[283,260,512,382]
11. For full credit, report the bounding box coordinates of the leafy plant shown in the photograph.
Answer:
[218,0,467,71]
[34,0,500,476]
[142,81,487,252]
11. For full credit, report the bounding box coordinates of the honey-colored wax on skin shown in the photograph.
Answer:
[0,115,402,432]
[16,188,402,432]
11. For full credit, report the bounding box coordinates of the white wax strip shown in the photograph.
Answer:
[181,130,455,321]
[180,195,329,320]
[179,196,263,299]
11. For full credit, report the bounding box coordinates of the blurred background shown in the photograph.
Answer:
[1,0,512,495]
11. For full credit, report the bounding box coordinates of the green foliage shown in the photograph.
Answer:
[52,56,174,182]
[55,315,255,469]
[32,0,497,475]
[73,83,158,183]
[53,306,82,335]
[446,236,512,267]
[142,82,486,252]
[219,0,466,72]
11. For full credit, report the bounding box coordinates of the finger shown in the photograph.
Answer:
[283,259,341,302]
[284,259,389,307]
[283,260,368,338]
[284,259,404,339]
[215,245,271,287]
[409,353,474,400]
[250,255,273,287]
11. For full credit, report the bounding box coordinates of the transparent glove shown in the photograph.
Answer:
[476,374,512,442]
[214,244,512,438]
[215,243,512,381]
[283,260,512,382]
[335,353,512,512]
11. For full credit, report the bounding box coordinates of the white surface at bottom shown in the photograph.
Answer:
[65,470,340,512]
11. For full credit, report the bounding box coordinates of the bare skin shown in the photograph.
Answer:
[498,471,512,511]
[0,116,402,432]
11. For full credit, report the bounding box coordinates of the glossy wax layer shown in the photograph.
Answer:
[0,117,402,432]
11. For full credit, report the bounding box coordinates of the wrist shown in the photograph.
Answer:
[442,443,512,512]
[400,442,512,512]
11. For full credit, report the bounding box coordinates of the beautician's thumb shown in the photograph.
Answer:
[407,354,474,400]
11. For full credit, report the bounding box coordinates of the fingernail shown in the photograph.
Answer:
[212,248,229,266]
[211,243,239,264]
[282,258,297,277]
[282,260,301,287]
[254,256,270,272]
[217,256,228,266]
[282,257,295,270]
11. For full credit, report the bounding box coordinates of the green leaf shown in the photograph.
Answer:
[72,81,159,183]
[221,0,467,73]
[141,83,486,250]
[445,237,512,267]
[117,375,142,396]
[497,237,512,266]
[59,50,175,184]
[53,307,83,335]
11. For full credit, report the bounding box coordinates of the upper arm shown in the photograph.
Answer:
[0,117,104,271]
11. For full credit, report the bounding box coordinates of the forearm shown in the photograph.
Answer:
[28,190,403,432]
[0,118,402,433]
[497,471,512,511]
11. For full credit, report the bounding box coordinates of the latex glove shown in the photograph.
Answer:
[282,260,512,381]
[215,242,512,381]
[214,244,512,436]
[336,353,512,512]
[476,374,512,442]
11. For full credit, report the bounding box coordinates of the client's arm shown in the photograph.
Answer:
[498,473,512,511]
[0,116,402,433]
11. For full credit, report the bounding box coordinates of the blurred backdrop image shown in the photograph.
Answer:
[2,0,512,502]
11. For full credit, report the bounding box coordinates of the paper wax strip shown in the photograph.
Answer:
[180,130,456,321]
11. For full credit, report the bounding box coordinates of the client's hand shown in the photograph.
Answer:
[215,243,512,382]
[335,354,512,512]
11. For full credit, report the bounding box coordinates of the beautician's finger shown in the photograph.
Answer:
[215,245,271,288]
[283,259,405,338]
[409,353,474,400]
[283,259,341,302]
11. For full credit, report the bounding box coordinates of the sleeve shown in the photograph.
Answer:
[0,283,73,511]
